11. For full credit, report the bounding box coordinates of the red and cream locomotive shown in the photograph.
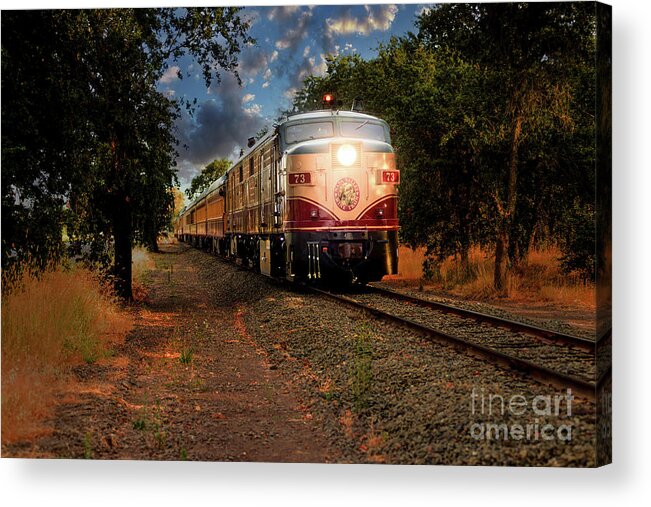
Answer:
[174,95,399,284]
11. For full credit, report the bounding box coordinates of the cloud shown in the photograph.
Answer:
[326,5,398,36]
[247,6,338,105]
[417,5,433,17]
[174,73,264,185]
[274,9,313,50]
[160,65,181,84]
[244,103,262,115]
[284,87,298,100]
[241,93,255,104]
[238,46,271,78]
[267,6,300,21]
[262,68,272,89]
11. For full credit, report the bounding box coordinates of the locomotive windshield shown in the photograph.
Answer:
[284,121,334,144]
[339,120,389,143]
[280,115,392,149]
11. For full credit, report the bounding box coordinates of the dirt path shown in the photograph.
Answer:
[8,242,335,462]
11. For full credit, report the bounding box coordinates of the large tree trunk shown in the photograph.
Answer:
[113,197,133,300]
[494,114,523,293]
[148,231,160,253]
[460,243,471,281]
[494,230,508,292]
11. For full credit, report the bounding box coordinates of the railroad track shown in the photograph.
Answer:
[309,285,602,401]
[201,247,605,401]
[366,284,597,352]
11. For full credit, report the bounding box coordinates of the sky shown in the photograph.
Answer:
[161,3,434,190]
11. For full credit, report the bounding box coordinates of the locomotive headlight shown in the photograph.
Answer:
[337,144,357,166]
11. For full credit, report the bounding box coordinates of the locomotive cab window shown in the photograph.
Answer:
[284,121,334,145]
[340,120,390,143]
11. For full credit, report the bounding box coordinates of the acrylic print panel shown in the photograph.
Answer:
[1,2,611,467]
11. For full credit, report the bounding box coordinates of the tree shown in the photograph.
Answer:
[185,158,231,200]
[418,3,596,291]
[1,8,253,298]
[171,188,186,226]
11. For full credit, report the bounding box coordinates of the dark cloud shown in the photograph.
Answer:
[274,9,313,50]
[174,73,264,186]
[238,45,271,78]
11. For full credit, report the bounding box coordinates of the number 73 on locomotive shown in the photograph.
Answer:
[174,94,400,285]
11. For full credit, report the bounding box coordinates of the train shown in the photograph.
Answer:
[174,95,399,284]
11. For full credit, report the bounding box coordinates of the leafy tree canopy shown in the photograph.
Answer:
[185,159,231,201]
[1,8,253,297]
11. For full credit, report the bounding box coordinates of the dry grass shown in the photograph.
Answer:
[132,246,155,301]
[132,246,155,279]
[392,246,429,280]
[1,266,132,444]
[387,245,595,308]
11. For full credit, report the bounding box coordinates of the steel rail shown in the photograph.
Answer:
[310,286,597,402]
[366,284,596,353]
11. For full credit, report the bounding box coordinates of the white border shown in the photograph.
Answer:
[2,0,650,505]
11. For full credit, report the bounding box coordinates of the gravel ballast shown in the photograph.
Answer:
[200,251,597,466]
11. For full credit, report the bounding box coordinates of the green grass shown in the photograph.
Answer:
[180,346,193,364]
[133,417,146,431]
[83,431,93,459]
[350,324,374,412]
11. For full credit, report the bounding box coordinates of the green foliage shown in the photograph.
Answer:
[179,346,194,365]
[133,417,146,431]
[1,9,253,297]
[185,159,231,200]
[350,324,373,412]
[558,199,596,280]
[83,432,94,459]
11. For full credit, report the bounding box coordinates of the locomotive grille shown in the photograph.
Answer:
[331,142,362,170]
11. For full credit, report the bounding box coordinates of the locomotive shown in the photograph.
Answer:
[174,95,399,284]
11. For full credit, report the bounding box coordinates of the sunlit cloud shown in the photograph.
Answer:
[326,5,398,36]
[160,65,181,84]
